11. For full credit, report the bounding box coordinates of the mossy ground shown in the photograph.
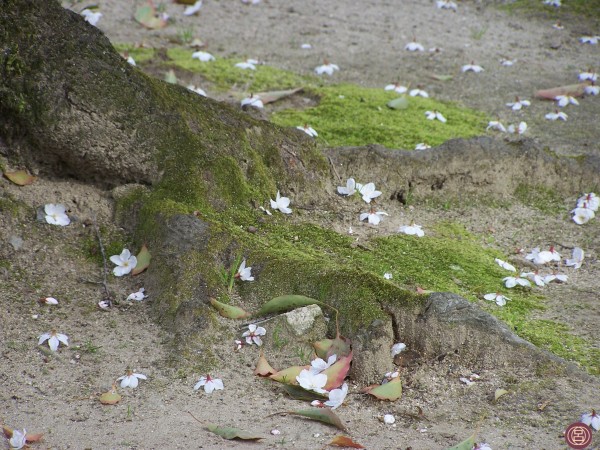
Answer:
[163,47,487,150]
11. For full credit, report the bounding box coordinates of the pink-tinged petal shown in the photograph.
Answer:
[321,353,352,390]
[253,336,263,346]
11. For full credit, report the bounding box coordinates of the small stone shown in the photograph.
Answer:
[9,235,24,250]
[247,226,257,233]
[270,429,280,435]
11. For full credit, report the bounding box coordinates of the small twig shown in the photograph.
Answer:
[327,155,341,182]
[77,278,104,285]
[187,410,203,425]
[92,215,111,300]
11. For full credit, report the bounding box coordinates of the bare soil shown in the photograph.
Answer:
[1,1,599,449]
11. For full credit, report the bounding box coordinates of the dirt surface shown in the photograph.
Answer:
[1,1,600,449]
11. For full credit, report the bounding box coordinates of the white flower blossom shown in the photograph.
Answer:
[126,56,136,66]
[110,249,137,276]
[572,206,595,224]
[506,97,531,111]
[579,36,599,44]
[315,62,339,76]
[383,414,396,424]
[38,330,69,351]
[495,258,516,272]
[543,272,568,284]
[194,374,224,393]
[545,110,568,121]
[117,370,147,388]
[81,8,102,26]
[425,110,447,122]
[436,0,458,10]
[543,0,561,6]
[359,182,382,204]
[309,354,337,374]
[409,88,429,98]
[391,342,406,356]
[565,247,584,269]
[581,410,600,431]
[235,59,259,70]
[8,428,26,450]
[183,0,203,15]
[241,94,264,108]
[484,293,510,306]
[579,71,598,82]
[415,143,431,150]
[462,63,484,73]
[41,297,59,305]
[360,210,388,226]
[405,41,425,52]
[187,85,207,96]
[324,382,348,409]
[98,300,111,310]
[301,43,312,49]
[503,276,531,288]
[270,191,292,214]
[385,83,408,94]
[398,223,425,237]
[555,95,579,107]
[500,58,515,66]
[577,193,599,211]
[236,259,254,281]
[585,84,599,95]
[127,287,148,301]
[191,51,215,62]
[296,124,318,137]
[242,323,266,345]
[296,369,327,393]
[337,178,357,196]
[487,121,507,133]
[507,121,527,134]
[384,272,393,280]
[44,203,70,226]
[521,271,545,287]
[526,247,561,264]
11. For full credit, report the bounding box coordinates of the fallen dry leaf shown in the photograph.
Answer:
[329,435,365,448]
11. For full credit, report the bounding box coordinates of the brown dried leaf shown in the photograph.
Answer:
[329,435,366,448]
[535,83,587,100]
[254,352,277,377]
[4,170,36,186]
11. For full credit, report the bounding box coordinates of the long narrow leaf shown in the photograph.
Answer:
[254,295,320,317]
[286,408,347,431]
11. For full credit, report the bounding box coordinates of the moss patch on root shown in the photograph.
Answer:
[112,44,156,63]
[163,47,487,150]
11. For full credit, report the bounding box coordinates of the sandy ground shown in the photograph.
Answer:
[1,1,600,449]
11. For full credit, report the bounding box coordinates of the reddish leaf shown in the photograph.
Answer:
[313,338,334,359]
[209,298,250,319]
[535,83,587,100]
[269,365,309,385]
[132,244,151,275]
[254,352,277,377]
[134,1,168,29]
[362,376,402,401]
[329,435,365,448]
[4,170,36,186]
[26,433,44,443]
[321,352,352,391]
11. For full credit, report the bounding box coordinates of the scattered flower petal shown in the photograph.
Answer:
[8,428,26,450]
[117,370,147,388]
[391,342,406,356]
[235,59,259,70]
[555,95,579,107]
[325,383,348,409]
[425,110,447,122]
[44,203,70,226]
[383,414,396,424]
[296,369,328,393]
[241,94,264,108]
[191,51,215,62]
[187,85,207,96]
[127,287,148,301]
[495,258,516,272]
[242,323,266,346]
[436,0,457,10]
[301,43,312,49]
[484,292,510,306]
[398,223,425,237]
[545,110,568,121]
[183,0,203,16]
[384,272,393,280]
[500,58,515,66]
[462,63,484,73]
[565,247,584,269]
[236,259,254,281]
[579,36,599,44]
[315,62,339,76]
[415,143,431,150]
[296,124,318,137]
[405,41,425,52]
[487,121,507,133]
[503,276,531,288]
[337,178,357,196]
[521,271,545,287]
[385,83,408,94]
[543,0,561,6]
[81,8,102,26]
[581,410,600,431]
[40,296,59,305]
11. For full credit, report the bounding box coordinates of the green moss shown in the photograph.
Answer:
[514,183,566,214]
[271,84,487,149]
[500,0,600,20]
[166,48,311,91]
[112,43,156,63]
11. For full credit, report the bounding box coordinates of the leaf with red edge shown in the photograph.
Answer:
[287,409,347,431]
[321,352,352,391]
[209,298,250,319]
[4,170,36,186]
[132,244,151,275]
[134,2,168,29]
[329,435,365,448]
[281,384,326,402]
[269,365,309,385]
[26,432,44,443]
[535,83,587,100]
[362,376,402,401]
[326,335,351,359]
[254,352,277,377]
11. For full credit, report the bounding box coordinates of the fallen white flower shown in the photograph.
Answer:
[495,258,516,272]
[81,8,102,26]
[117,370,147,388]
[383,414,396,424]
[44,203,70,226]
[235,59,259,70]
[296,369,327,393]
[41,296,59,305]
[572,206,595,224]
[581,410,600,431]
[296,124,318,137]
[127,287,148,301]
[526,247,560,264]
[462,63,484,73]
[579,36,599,44]
[398,223,425,237]
[191,51,215,62]
[360,210,388,226]
[577,193,599,211]
[236,259,254,281]
[315,62,339,76]
[579,71,598,82]
[503,276,531,288]
[324,382,348,409]
[385,83,408,94]
[543,272,568,284]
[565,247,584,269]
[543,0,561,6]
[409,88,429,98]
[337,178,357,196]
[309,354,337,374]
[500,58,515,66]
[391,342,406,356]
[359,182,382,204]
[38,330,69,351]
[184,0,203,16]
[415,143,431,150]
[487,121,507,133]
[484,293,510,306]
[545,110,568,121]
[585,84,599,95]
[241,94,263,108]
[270,191,292,214]
[126,56,136,66]
[521,271,545,287]
[384,272,393,280]
[110,248,137,276]
[506,97,531,111]
[242,323,266,345]
[405,41,425,52]
[301,43,312,49]
[436,0,457,10]
[425,110,447,122]
[9,428,26,450]
[187,85,207,96]
[507,121,527,135]
[555,95,579,107]
[194,374,224,393]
